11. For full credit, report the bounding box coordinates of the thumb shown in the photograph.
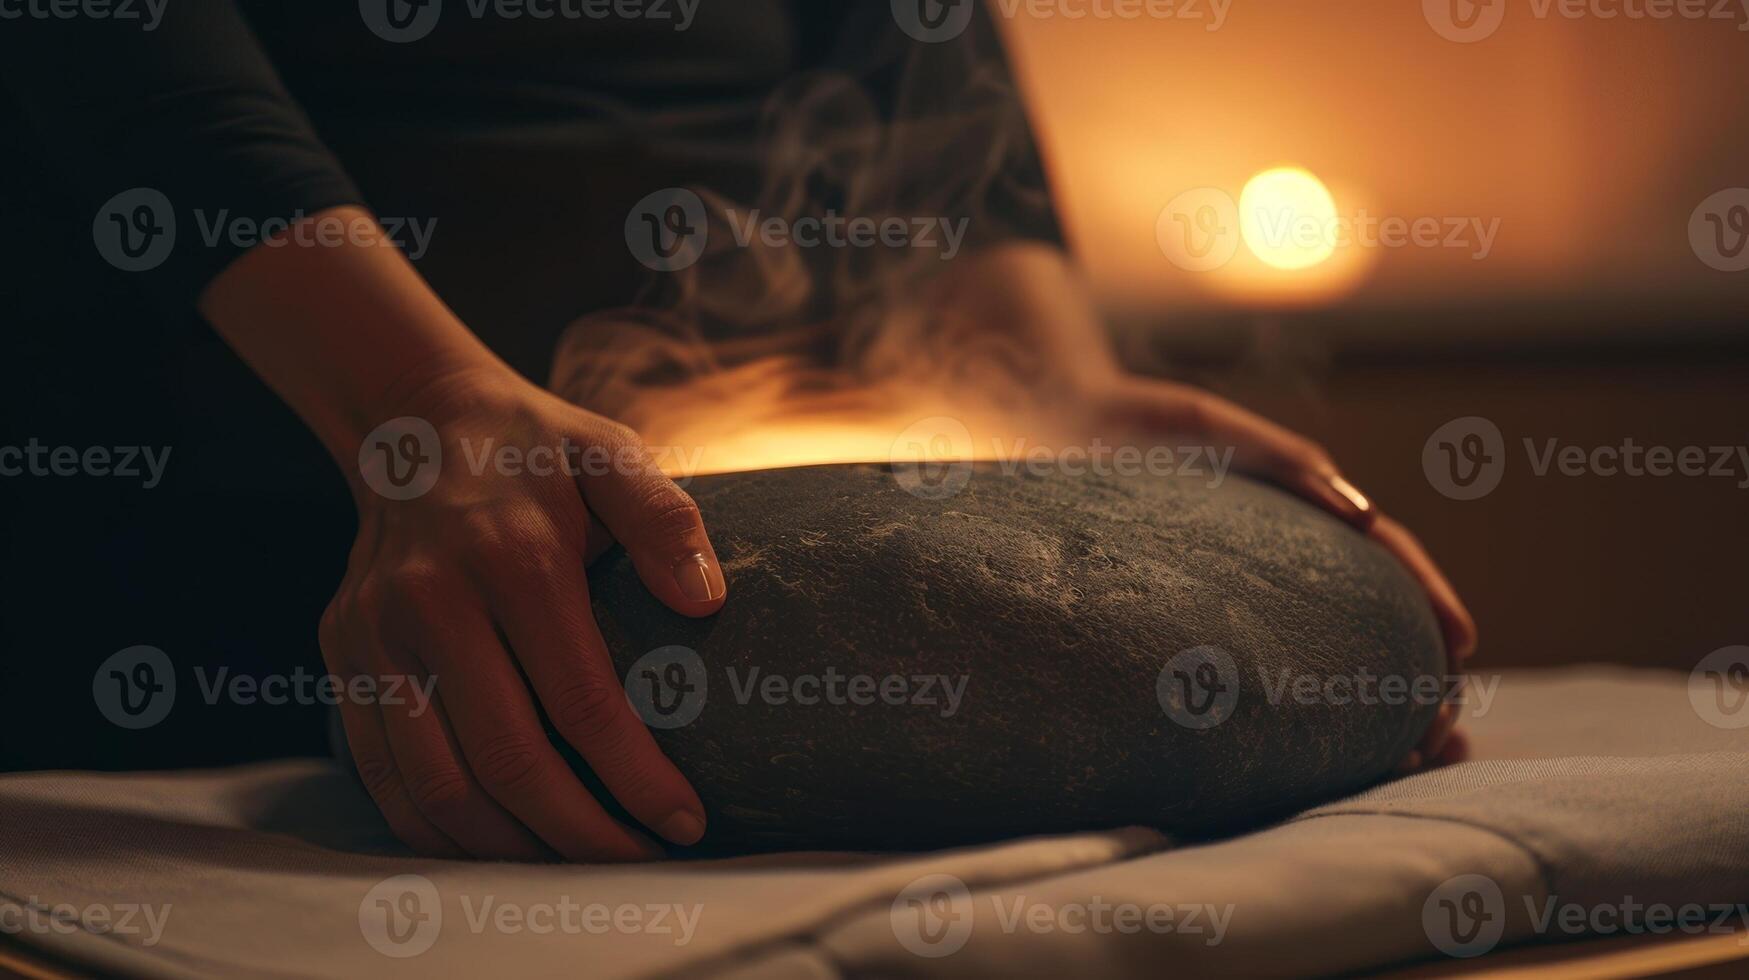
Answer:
[577,426,726,616]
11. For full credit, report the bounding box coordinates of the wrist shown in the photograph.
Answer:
[197,206,512,465]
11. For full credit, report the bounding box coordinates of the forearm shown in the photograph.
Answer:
[197,206,509,465]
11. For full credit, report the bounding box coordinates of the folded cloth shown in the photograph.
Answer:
[2,667,1745,979]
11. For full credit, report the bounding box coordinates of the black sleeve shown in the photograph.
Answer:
[0,0,366,312]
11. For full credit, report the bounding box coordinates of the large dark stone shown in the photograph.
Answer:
[576,462,1444,853]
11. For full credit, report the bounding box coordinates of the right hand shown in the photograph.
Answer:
[323,365,726,861]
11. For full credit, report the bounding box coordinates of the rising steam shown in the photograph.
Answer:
[547,14,1096,476]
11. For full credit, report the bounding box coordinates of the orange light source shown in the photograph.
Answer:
[1240,167,1339,271]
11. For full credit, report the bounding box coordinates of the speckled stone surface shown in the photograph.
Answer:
[581,462,1445,853]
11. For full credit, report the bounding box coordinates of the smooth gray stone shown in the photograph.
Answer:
[575,462,1445,854]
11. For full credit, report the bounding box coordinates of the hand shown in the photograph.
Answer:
[908,242,1477,771]
[323,365,726,860]
[1093,377,1479,770]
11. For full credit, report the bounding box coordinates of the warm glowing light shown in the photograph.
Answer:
[1239,167,1338,270]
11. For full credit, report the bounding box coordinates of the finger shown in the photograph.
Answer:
[334,698,465,858]
[1420,702,1459,760]
[576,425,726,616]
[582,505,616,565]
[1111,383,1374,529]
[1430,726,1471,768]
[376,676,553,862]
[1395,703,1455,775]
[1370,516,1479,666]
[414,604,664,862]
[489,554,708,847]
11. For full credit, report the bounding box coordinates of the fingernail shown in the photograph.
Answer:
[657,809,707,846]
[673,552,725,602]
[1327,473,1376,526]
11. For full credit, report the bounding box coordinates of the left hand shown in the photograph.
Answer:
[1091,376,1478,770]
[920,243,1476,770]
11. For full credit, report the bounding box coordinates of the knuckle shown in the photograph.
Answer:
[637,487,704,544]
[354,755,403,802]
[383,562,447,611]
[318,604,344,651]
[403,763,476,817]
[458,510,510,555]
[595,420,641,449]
[550,676,631,746]
[1294,440,1336,471]
[468,731,546,795]
[350,578,387,619]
